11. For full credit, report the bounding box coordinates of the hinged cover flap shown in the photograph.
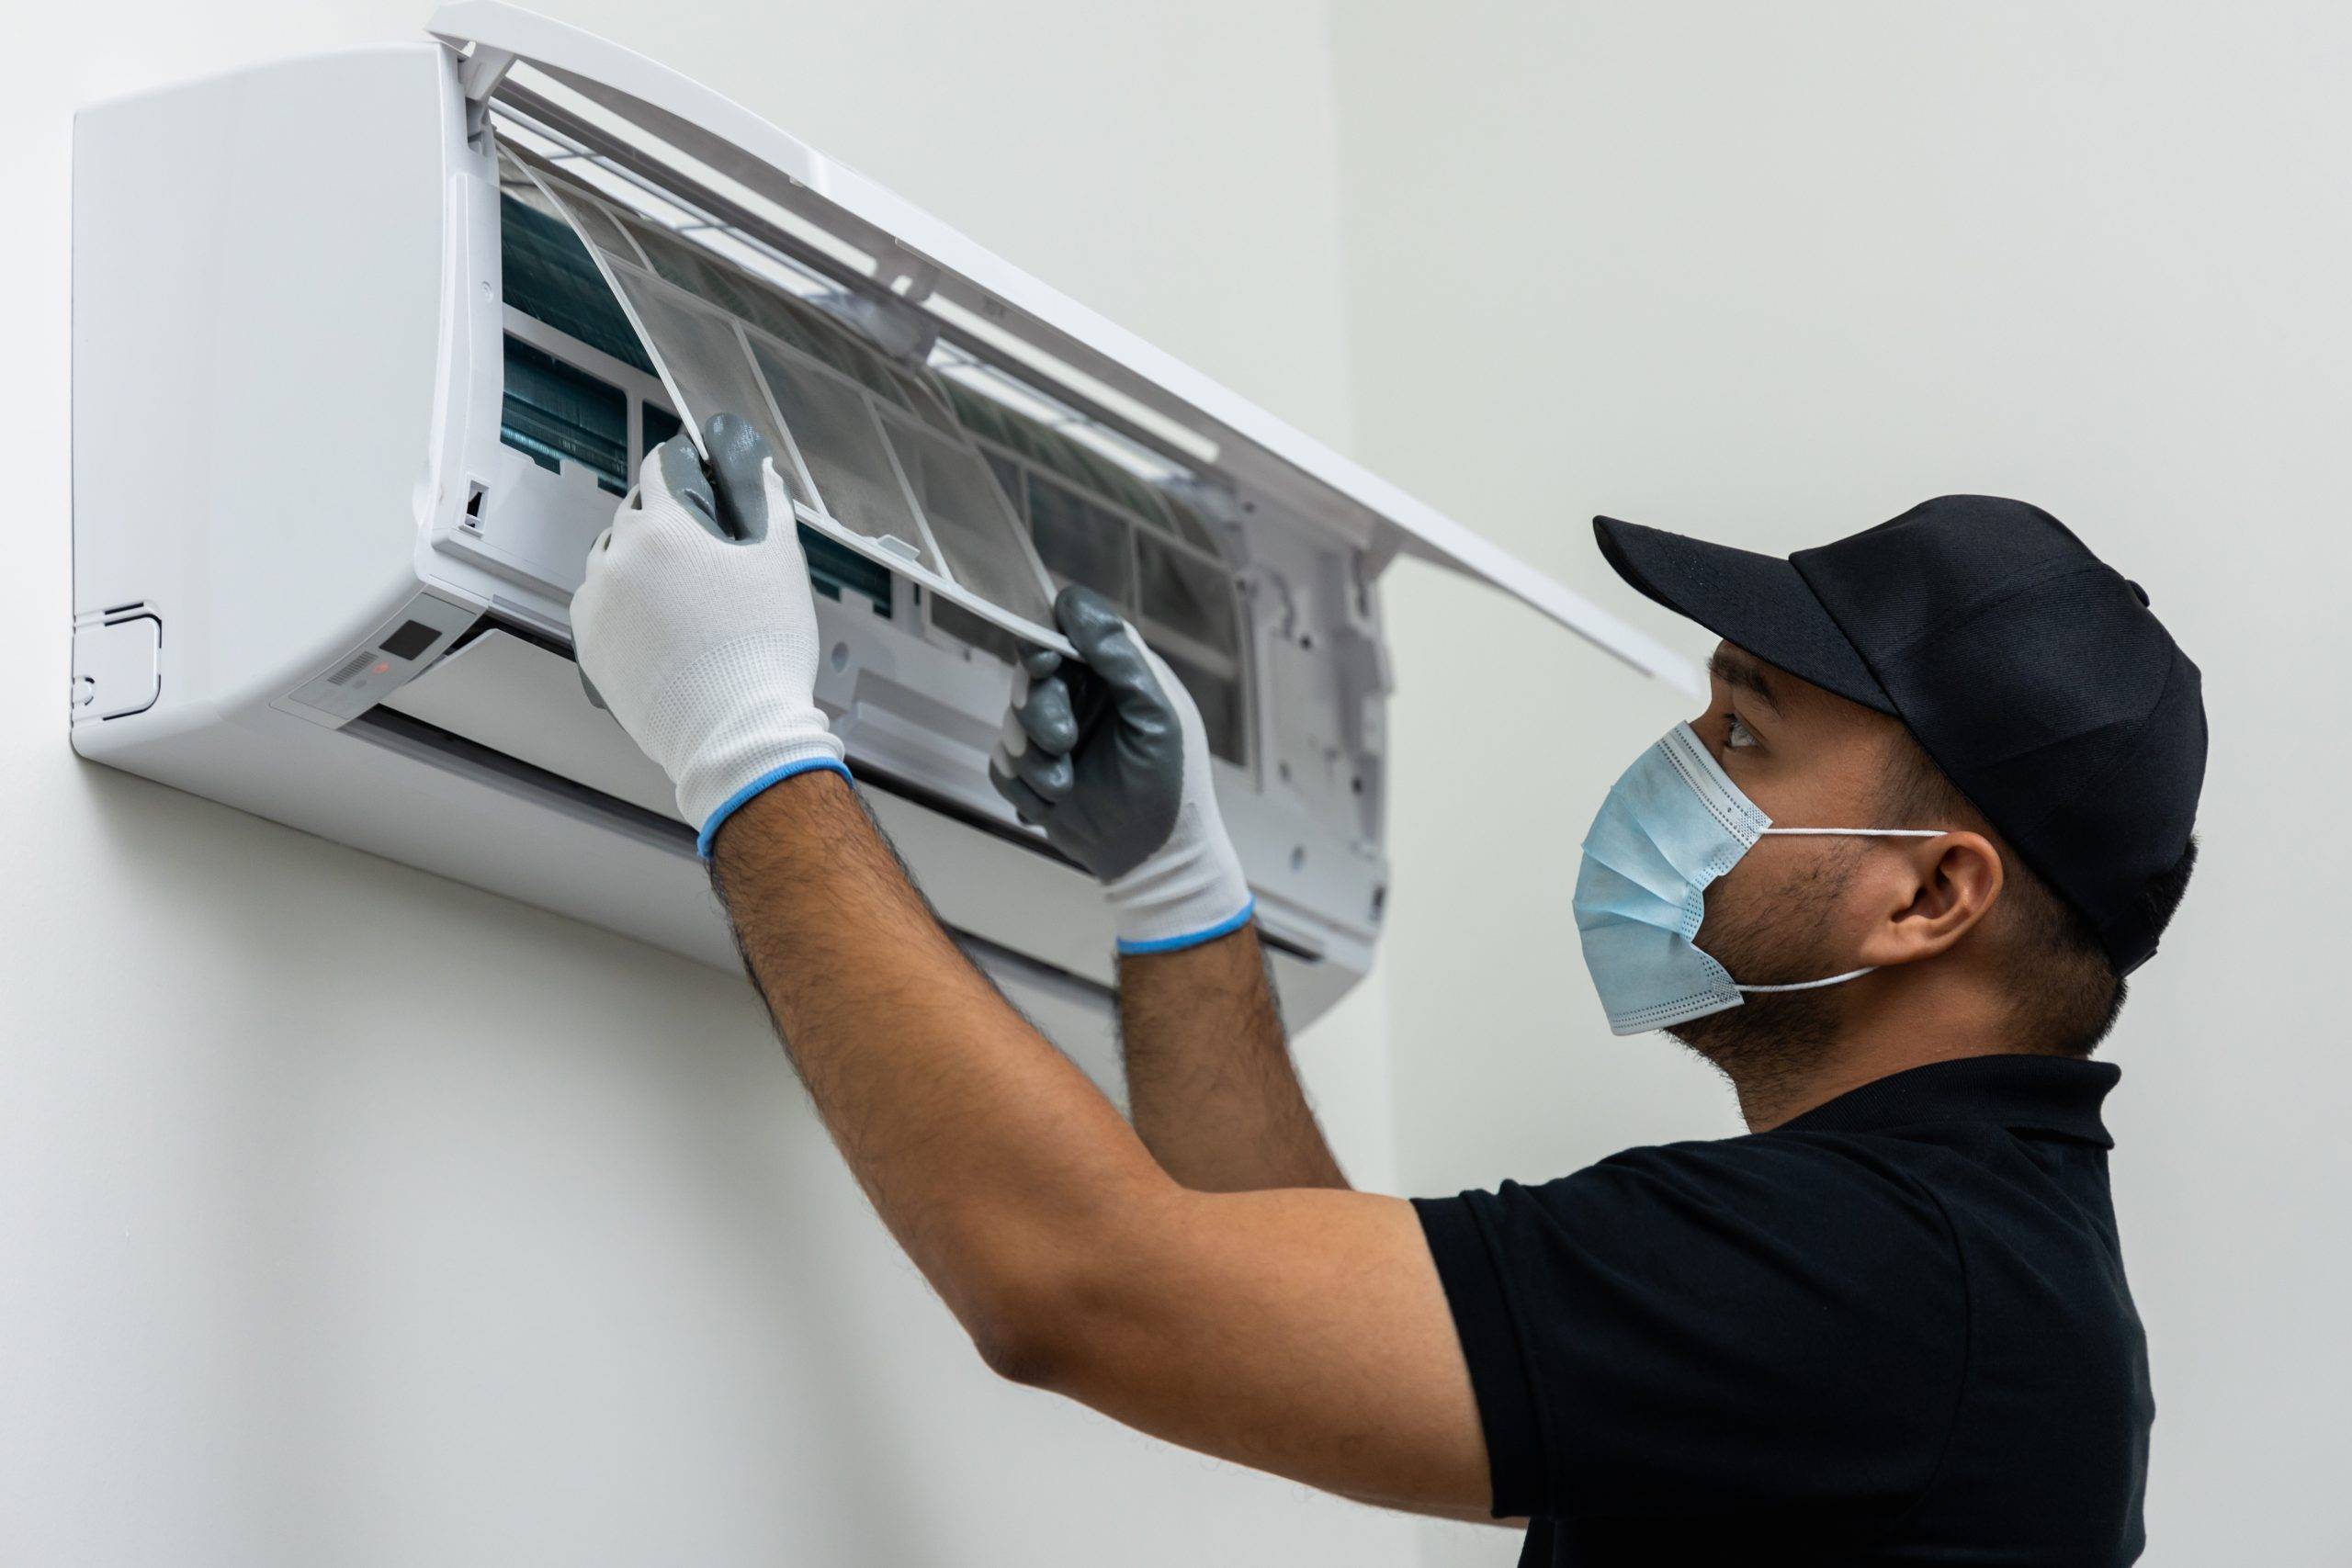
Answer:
[427,1,1698,694]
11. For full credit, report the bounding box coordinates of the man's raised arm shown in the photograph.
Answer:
[989,589,1347,1192]
[570,423,1490,1516]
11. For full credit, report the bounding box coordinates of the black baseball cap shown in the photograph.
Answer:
[1593,495,2205,975]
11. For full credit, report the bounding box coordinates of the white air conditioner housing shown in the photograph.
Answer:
[71,5,1691,1043]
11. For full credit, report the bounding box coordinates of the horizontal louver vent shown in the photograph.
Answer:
[325,649,377,687]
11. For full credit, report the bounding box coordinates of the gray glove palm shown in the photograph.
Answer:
[989,587,1253,953]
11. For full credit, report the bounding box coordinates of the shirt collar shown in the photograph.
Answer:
[1780,1054,2119,1147]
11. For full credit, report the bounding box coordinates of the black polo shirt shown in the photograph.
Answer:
[1412,1055,2150,1565]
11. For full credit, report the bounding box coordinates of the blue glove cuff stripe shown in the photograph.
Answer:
[1115,898,1257,956]
[697,758,853,859]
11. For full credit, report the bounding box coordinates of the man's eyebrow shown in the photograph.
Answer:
[1708,648,1780,710]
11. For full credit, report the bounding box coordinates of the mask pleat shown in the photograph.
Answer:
[1571,855,1697,937]
[1580,806,1697,908]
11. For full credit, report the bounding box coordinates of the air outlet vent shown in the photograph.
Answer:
[325,649,377,687]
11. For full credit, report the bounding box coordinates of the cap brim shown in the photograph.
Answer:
[1593,516,1894,715]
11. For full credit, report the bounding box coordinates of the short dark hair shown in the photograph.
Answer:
[1883,736,2198,1057]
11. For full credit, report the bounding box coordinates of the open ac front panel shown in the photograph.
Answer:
[69,5,1690,1048]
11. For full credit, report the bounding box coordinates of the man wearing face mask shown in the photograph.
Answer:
[576,440,2202,1564]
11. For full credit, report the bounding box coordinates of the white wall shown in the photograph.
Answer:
[4,3,1412,1563]
[1330,4,2350,1563]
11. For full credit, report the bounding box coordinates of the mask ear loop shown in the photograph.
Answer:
[1738,968,1878,993]
[1729,828,1949,994]
[1757,828,1947,838]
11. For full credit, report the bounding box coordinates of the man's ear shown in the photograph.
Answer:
[1858,832,2005,967]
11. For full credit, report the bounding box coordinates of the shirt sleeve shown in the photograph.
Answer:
[1412,1134,1968,1529]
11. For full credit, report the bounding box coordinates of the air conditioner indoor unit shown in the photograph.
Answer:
[70,2,1690,1044]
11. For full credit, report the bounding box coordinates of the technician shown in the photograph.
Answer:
[571,413,2203,1565]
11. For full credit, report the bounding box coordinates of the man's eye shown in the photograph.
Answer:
[1725,714,1760,750]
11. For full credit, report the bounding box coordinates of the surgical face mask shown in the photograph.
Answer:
[1572,723,1943,1036]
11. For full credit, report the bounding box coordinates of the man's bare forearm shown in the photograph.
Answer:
[1116,932,1349,1191]
[708,772,1172,1340]
[706,773,1489,1513]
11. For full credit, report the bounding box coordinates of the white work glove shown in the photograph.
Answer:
[571,413,847,855]
[989,586,1253,953]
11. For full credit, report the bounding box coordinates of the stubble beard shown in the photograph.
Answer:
[1666,844,1862,1113]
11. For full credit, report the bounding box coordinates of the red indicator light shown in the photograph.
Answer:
[373,662,390,674]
